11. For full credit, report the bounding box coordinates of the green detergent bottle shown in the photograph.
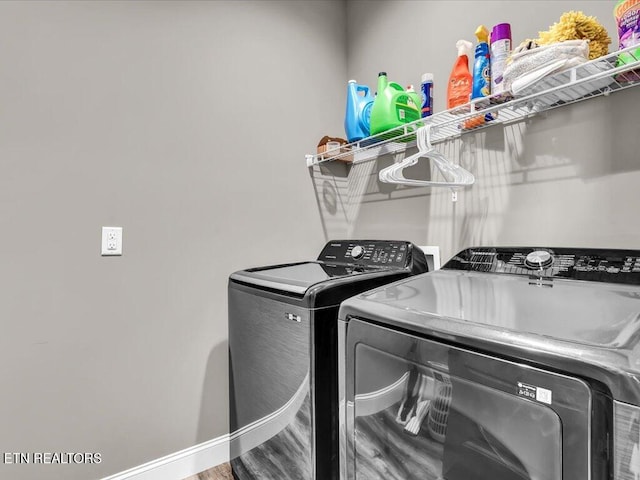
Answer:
[369,72,421,138]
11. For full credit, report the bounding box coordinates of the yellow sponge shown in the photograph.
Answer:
[537,11,611,59]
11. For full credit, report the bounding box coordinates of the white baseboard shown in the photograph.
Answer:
[229,374,309,459]
[101,434,230,480]
[101,375,310,480]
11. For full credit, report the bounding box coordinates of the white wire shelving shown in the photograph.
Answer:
[306,44,640,167]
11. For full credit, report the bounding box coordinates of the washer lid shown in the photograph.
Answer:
[339,269,640,403]
[342,269,640,348]
[230,261,382,295]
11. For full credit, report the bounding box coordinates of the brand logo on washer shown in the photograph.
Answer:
[285,313,301,323]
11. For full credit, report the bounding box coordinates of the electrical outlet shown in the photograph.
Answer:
[101,227,123,256]
[418,246,441,271]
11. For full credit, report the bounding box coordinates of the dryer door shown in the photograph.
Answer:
[343,319,597,480]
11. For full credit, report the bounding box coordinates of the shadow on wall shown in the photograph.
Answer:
[308,88,640,257]
[197,341,229,444]
[494,90,639,182]
[436,89,640,259]
[514,91,640,179]
[309,150,434,241]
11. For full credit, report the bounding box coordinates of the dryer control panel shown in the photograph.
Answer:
[318,240,414,268]
[444,247,640,285]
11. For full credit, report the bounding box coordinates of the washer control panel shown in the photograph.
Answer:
[317,240,412,268]
[444,247,640,285]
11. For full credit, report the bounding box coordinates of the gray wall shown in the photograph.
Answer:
[0,1,345,479]
[2,1,638,479]
[323,0,640,262]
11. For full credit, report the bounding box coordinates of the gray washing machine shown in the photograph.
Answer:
[339,246,640,480]
[228,240,427,480]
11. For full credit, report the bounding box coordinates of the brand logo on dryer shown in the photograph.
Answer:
[517,381,553,405]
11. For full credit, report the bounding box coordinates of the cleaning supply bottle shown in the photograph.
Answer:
[420,73,434,117]
[344,80,375,143]
[465,26,492,129]
[447,40,473,111]
[490,23,512,100]
[472,25,491,106]
[370,72,421,137]
[614,0,640,80]
[405,85,422,114]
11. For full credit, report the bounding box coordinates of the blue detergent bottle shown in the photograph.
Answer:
[344,80,374,143]
[466,24,494,127]
[472,25,491,106]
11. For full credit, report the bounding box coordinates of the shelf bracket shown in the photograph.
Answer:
[306,154,315,168]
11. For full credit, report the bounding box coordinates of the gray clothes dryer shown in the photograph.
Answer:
[339,246,640,480]
[228,240,427,480]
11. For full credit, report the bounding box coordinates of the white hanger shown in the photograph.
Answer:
[378,124,475,188]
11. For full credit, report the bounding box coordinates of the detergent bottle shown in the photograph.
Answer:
[472,25,491,106]
[405,85,422,114]
[344,80,375,143]
[447,40,473,111]
[465,26,492,129]
[369,72,421,137]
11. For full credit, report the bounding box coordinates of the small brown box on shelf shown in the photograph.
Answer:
[316,136,353,163]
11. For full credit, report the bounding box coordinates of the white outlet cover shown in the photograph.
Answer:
[101,227,123,256]
[418,246,440,271]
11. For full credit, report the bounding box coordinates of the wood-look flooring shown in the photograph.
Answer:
[354,401,444,480]
[184,399,436,480]
[230,393,312,479]
[182,462,234,480]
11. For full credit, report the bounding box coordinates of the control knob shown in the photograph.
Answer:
[525,250,554,269]
[351,245,365,260]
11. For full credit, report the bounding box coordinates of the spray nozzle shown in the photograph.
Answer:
[456,40,473,57]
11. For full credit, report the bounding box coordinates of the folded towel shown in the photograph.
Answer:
[503,40,589,94]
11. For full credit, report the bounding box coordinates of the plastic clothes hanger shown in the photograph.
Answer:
[378,124,475,188]
[381,125,475,187]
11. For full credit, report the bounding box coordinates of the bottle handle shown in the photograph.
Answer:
[357,84,370,96]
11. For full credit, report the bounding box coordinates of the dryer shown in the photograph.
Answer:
[228,240,427,480]
[339,247,640,480]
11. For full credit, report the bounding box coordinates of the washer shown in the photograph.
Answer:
[339,246,640,480]
[228,240,427,480]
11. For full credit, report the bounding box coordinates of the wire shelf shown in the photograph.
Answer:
[306,44,640,167]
